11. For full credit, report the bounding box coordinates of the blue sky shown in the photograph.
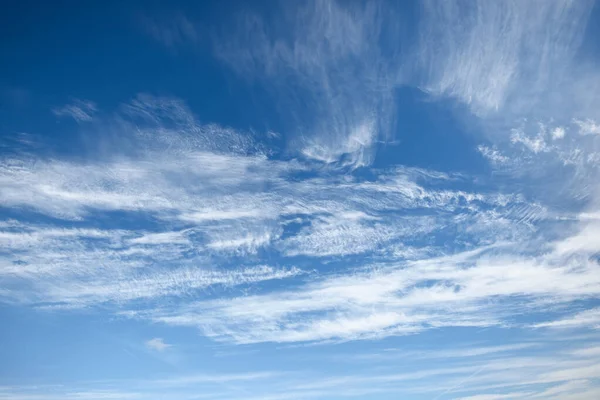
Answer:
[1,0,600,399]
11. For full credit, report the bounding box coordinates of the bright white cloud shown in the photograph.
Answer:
[131,236,600,344]
[418,0,594,116]
[552,127,566,140]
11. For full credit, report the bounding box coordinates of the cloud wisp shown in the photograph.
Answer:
[3,2,600,399]
[418,0,594,118]
[214,0,407,169]
[52,99,98,123]
[2,94,598,346]
[1,337,599,399]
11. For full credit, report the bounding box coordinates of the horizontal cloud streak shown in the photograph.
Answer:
[3,93,598,345]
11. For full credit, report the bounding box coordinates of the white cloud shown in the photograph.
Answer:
[281,212,399,257]
[129,231,190,245]
[510,128,548,153]
[145,337,171,351]
[573,118,600,136]
[569,346,600,358]
[179,209,265,223]
[214,1,401,169]
[533,308,600,330]
[552,127,566,140]
[206,231,273,254]
[52,99,97,123]
[300,119,377,169]
[477,145,510,165]
[4,2,600,400]
[38,265,303,307]
[6,93,597,344]
[553,220,600,255]
[530,380,590,398]
[152,371,277,387]
[0,223,302,307]
[418,0,594,116]
[135,238,600,344]
[421,343,538,359]
[3,94,600,353]
[1,338,600,399]
[454,393,531,400]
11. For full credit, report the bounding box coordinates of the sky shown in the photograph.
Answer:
[1,0,600,399]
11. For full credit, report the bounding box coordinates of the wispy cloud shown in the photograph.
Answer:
[3,2,600,398]
[2,337,599,399]
[3,93,597,344]
[573,118,600,136]
[136,238,600,344]
[52,99,97,123]
[533,308,600,330]
[418,0,594,116]
[139,13,199,50]
[214,0,404,169]
[145,337,171,351]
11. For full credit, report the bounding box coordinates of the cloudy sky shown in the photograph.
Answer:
[1,0,600,399]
